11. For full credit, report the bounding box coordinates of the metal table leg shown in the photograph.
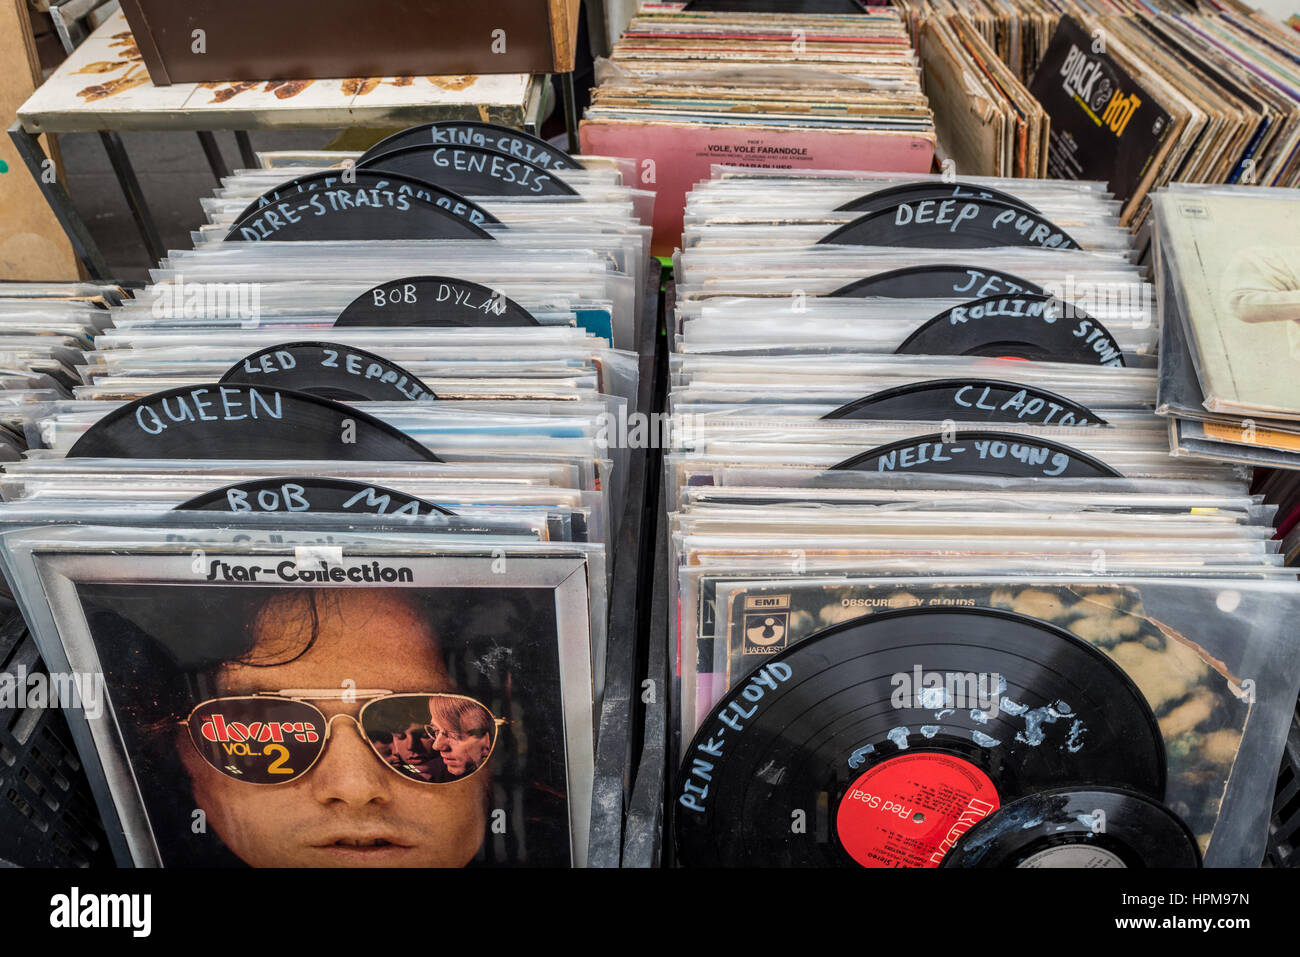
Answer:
[561,71,580,154]
[195,131,230,182]
[98,131,166,265]
[234,131,258,170]
[7,122,110,280]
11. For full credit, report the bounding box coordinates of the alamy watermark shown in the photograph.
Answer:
[890,666,1002,718]
[0,667,104,720]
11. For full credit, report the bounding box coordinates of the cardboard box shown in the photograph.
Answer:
[118,0,581,85]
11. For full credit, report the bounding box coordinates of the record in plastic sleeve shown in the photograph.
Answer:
[829,265,1045,300]
[830,430,1121,478]
[897,294,1126,366]
[834,181,1040,216]
[334,276,541,328]
[220,342,435,403]
[359,121,582,171]
[824,379,1105,426]
[177,477,454,517]
[232,169,500,227]
[674,607,1166,867]
[818,197,1079,249]
[225,173,495,242]
[66,384,441,462]
[360,145,579,198]
[939,787,1200,868]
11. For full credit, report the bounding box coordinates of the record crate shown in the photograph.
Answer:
[0,603,114,868]
[0,262,665,870]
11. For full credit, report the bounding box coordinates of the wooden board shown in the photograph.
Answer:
[18,9,541,133]
[0,0,78,279]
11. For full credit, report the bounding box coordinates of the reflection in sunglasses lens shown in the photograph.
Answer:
[364,694,496,783]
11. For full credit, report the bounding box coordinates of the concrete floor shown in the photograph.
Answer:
[58,128,336,282]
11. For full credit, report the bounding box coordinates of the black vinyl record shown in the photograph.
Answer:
[220,342,435,403]
[66,384,440,462]
[829,265,1046,300]
[939,787,1201,868]
[358,121,582,171]
[177,477,454,517]
[818,197,1079,249]
[824,379,1105,426]
[674,607,1165,867]
[897,294,1126,367]
[834,181,1040,216]
[225,171,494,242]
[829,430,1121,478]
[359,144,579,198]
[232,169,500,228]
[334,276,540,328]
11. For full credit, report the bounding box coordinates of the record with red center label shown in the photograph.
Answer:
[673,607,1164,867]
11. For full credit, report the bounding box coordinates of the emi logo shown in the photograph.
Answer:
[744,611,788,654]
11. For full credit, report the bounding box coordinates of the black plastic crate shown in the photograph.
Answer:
[0,607,114,868]
[1266,705,1300,867]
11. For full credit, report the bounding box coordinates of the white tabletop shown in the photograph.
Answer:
[18,9,544,134]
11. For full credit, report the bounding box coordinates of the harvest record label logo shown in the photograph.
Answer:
[677,662,794,814]
[742,594,790,654]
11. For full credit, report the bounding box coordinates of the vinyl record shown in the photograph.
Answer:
[220,342,435,403]
[358,121,582,171]
[818,198,1078,249]
[231,169,500,227]
[225,173,495,242]
[824,379,1105,426]
[897,294,1126,367]
[334,276,540,328]
[177,477,454,517]
[360,145,579,198]
[830,431,1121,478]
[66,384,440,462]
[834,182,1039,216]
[939,787,1201,868]
[674,607,1166,867]
[829,265,1045,300]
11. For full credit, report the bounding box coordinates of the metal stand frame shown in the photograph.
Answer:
[195,131,230,182]
[234,131,258,170]
[562,71,581,154]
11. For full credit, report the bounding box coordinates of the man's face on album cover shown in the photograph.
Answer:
[178,589,488,867]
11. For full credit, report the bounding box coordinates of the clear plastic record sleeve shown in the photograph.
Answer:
[678,573,1300,867]
[0,525,599,868]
